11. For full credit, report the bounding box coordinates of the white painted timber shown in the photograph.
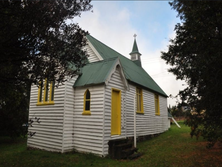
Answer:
[27,77,77,153]
[28,84,65,152]
[62,77,77,152]
[125,84,168,137]
[73,85,105,156]
[172,117,181,128]
[103,65,127,156]
[84,42,103,63]
[28,75,168,156]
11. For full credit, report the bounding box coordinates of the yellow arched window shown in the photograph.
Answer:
[37,79,54,105]
[83,89,91,115]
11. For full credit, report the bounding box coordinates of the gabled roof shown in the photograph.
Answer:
[86,35,167,97]
[74,57,128,88]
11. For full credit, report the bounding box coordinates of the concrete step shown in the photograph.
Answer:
[108,138,142,160]
[122,147,138,158]
[116,142,133,150]
[128,152,143,160]
[108,138,129,146]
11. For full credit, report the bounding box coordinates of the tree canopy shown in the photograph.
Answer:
[161,0,222,145]
[0,0,92,137]
[0,0,92,85]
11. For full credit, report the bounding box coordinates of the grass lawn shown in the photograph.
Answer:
[1,123,222,167]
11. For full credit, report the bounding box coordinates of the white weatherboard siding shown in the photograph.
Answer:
[62,77,77,152]
[73,85,104,156]
[85,43,102,63]
[159,95,168,132]
[125,84,168,138]
[103,66,127,156]
[136,89,156,136]
[28,77,77,152]
[125,85,135,137]
[28,83,66,152]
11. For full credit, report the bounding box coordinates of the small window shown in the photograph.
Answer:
[37,79,55,105]
[155,94,160,115]
[136,87,144,114]
[83,89,91,115]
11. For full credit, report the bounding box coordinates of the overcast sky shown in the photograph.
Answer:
[71,1,186,106]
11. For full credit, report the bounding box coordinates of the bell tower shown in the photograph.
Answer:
[129,34,142,67]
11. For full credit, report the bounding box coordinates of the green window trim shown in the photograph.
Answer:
[155,94,160,116]
[83,89,91,115]
[136,87,144,114]
[37,79,55,106]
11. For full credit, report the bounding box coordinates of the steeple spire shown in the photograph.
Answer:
[130,34,142,67]
[130,34,141,55]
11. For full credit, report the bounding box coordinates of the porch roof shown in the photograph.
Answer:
[74,57,119,87]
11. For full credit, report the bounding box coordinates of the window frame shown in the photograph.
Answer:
[37,79,55,106]
[82,89,91,115]
[136,87,144,114]
[155,94,160,116]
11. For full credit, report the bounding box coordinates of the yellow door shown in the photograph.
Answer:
[111,89,121,135]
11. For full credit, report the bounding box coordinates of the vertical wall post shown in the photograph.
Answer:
[134,95,137,148]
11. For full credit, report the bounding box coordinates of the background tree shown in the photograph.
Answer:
[0,0,92,137]
[161,0,222,146]
[0,83,30,138]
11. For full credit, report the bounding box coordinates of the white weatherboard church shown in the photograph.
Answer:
[27,35,168,157]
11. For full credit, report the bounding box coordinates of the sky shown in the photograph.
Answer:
[71,1,186,106]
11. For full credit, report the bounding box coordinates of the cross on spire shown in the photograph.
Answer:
[133,34,137,39]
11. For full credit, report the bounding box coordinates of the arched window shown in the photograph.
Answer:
[83,89,91,115]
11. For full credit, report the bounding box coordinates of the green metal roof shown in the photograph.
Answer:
[133,59,142,67]
[74,57,119,87]
[86,35,167,97]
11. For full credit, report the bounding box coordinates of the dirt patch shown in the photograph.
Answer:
[174,140,222,167]
[189,141,222,166]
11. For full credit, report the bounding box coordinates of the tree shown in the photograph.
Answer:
[0,0,92,85]
[0,82,30,138]
[0,0,92,137]
[161,0,222,146]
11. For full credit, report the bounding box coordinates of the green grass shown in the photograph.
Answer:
[1,123,222,167]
